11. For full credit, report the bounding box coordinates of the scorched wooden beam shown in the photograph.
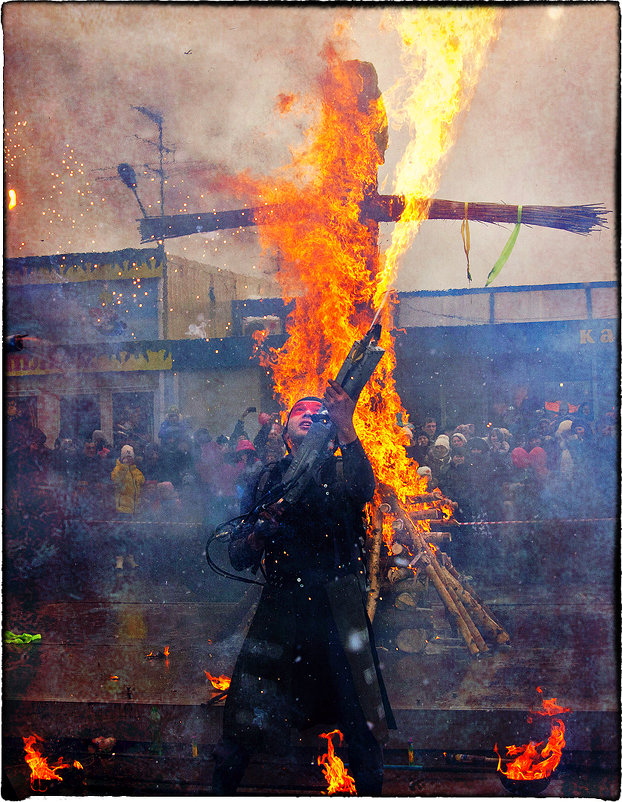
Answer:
[138,191,607,242]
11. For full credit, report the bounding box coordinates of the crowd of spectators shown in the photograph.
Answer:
[400,402,618,523]
[5,403,288,532]
[4,395,618,584]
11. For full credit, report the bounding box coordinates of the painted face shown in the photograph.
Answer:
[286,399,322,443]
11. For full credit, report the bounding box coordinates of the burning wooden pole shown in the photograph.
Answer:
[139,193,608,242]
[378,486,509,655]
[366,505,385,623]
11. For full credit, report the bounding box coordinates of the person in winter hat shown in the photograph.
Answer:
[450,432,468,453]
[406,429,430,466]
[425,434,451,486]
[416,464,433,491]
[488,428,510,454]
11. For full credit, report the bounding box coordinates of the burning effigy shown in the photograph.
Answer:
[205,13,516,656]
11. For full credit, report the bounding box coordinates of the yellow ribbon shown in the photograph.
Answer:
[461,202,472,282]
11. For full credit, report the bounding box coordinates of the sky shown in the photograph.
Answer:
[4,3,619,292]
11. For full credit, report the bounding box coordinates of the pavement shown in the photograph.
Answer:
[2,517,619,797]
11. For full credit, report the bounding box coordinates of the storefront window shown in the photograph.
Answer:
[59,395,100,444]
[112,392,153,451]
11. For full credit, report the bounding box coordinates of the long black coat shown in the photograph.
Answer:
[222,438,395,752]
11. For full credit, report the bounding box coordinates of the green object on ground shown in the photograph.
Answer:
[4,631,42,644]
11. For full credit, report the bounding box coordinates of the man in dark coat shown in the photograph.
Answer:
[211,380,395,795]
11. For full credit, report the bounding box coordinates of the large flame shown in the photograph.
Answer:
[23,734,72,791]
[223,12,500,539]
[377,7,502,296]
[318,729,357,795]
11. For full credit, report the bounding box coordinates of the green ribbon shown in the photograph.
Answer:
[485,205,522,286]
[4,631,41,644]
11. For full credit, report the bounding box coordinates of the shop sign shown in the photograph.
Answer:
[6,348,172,376]
[579,327,615,345]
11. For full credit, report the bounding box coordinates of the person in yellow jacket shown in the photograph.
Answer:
[111,444,145,570]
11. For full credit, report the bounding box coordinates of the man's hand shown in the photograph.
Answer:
[247,503,281,550]
[324,379,357,445]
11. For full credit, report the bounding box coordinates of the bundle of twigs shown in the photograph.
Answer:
[424,199,609,235]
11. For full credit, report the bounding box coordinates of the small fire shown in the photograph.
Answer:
[8,189,17,209]
[495,691,573,781]
[164,645,170,657]
[23,734,74,791]
[318,730,356,795]
[204,671,231,691]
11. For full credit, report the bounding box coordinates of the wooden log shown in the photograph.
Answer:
[422,559,480,656]
[366,507,384,623]
[423,532,451,545]
[399,510,481,655]
[405,492,446,505]
[443,559,511,645]
[379,484,508,655]
[434,565,488,653]
[439,565,509,646]
[406,508,441,521]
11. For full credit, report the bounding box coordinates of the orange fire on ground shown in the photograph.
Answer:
[219,10,501,554]
[22,734,82,791]
[204,671,231,691]
[318,730,356,795]
[495,690,573,781]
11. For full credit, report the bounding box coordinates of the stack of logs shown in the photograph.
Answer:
[366,484,510,656]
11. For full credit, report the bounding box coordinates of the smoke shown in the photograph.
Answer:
[3,4,617,287]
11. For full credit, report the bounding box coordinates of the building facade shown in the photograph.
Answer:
[5,246,618,449]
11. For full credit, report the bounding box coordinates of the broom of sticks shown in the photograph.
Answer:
[368,196,609,236]
[425,199,608,235]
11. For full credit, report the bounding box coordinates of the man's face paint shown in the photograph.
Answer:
[286,399,322,442]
